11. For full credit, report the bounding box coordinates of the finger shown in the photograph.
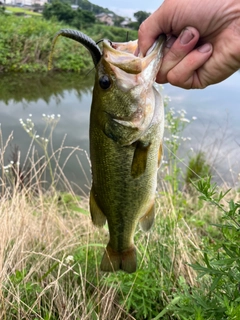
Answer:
[158,43,213,89]
[138,8,166,56]
[158,27,200,83]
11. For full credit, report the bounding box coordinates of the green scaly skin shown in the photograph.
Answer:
[89,36,165,273]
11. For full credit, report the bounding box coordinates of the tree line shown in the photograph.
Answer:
[42,1,150,30]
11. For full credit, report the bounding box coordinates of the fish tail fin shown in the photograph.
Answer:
[100,244,137,273]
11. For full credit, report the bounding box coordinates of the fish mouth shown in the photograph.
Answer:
[103,35,165,57]
[102,35,166,74]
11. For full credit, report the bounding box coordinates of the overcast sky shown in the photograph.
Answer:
[90,0,164,19]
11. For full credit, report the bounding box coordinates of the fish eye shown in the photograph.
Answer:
[99,75,111,90]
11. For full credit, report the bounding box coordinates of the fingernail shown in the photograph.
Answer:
[197,43,212,53]
[180,28,194,45]
[166,36,177,48]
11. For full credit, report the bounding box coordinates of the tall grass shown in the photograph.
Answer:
[0,108,239,319]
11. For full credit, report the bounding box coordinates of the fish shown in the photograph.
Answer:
[49,29,166,273]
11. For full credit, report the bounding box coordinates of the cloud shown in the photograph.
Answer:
[108,6,138,19]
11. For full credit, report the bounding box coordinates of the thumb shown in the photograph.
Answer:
[138,8,166,56]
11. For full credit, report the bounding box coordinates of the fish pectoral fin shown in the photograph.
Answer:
[100,244,137,273]
[139,201,155,232]
[131,141,151,178]
[158,142,163,168]
[90,189,107,227]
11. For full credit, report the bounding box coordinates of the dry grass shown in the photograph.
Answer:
[0,129,238,319]
[0,186,143,319]
[0,175,234,319]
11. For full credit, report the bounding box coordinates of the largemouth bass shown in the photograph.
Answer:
[49,29,166,273]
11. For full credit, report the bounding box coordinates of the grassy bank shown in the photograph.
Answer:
[0,14,137,72]
[1,155,239,319]
[0,106,239,319]
[5,6,42,16]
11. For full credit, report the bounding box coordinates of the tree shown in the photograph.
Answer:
[43,1,95,29]
[114,16,125,27]
[42,1,74,24]
[0,4,5,15]
[133,11,151,27]
[71,9,95,29]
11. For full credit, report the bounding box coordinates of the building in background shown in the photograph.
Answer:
[95,13,114,26]
[5,0,47,6]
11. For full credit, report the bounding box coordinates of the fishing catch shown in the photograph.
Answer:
[49,29,166,273]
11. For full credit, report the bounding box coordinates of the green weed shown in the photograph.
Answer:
[0,14,137,73]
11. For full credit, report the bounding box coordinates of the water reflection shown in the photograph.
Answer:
[0,72,95,194]
[0,72,94,104]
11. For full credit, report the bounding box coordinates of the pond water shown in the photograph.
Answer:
[0,71,239,194]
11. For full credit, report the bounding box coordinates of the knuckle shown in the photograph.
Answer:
[168,49,183,61]
[167,70,182,86]
[168,71,192,89]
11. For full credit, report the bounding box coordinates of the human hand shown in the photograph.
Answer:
[138,0,240,89]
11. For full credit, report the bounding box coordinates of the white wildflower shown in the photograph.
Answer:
[42,113,46,117]
[192,116,197,120]
[180,118,190,123]
[65,255,74,264]
[29,114,32,117]
[172,135,179,139]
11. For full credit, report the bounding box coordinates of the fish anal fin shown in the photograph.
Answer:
[131,142,151,178]
[139,201,155,232]
[90,189,107,227]
[100,244,137,273]
[158,143,163,168]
